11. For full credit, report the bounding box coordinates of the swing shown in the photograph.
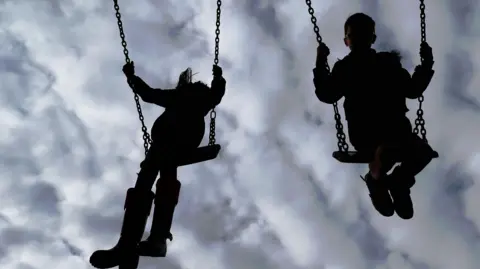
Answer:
[304,0,439,163]
[112,0,222,167]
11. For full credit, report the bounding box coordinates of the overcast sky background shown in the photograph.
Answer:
[1,0,480,268]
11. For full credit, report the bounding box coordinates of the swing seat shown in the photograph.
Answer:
[333,150,439,164]
[177,144,222,166]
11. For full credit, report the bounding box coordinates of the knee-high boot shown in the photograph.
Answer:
[138,178,181,257]
[89,188,154,268]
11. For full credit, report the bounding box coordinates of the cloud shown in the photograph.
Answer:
[0,0,479,268]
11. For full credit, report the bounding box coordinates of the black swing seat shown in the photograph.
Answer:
[174,144,221,166]
[333,149,439,164]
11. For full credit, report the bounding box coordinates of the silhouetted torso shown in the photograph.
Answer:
[151,86,214,151]
[313,49,434,151]
[340,50,412,149]
[127,75,225,153]
[339,49,409,124]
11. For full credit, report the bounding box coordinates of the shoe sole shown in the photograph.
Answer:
[118,253,139,269]
[390,191,414,219]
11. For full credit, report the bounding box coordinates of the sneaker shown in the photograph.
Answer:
[389,167,415,219]
[362,172,394,217]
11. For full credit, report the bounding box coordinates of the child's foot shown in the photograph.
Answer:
[90,241,137,269]
[362,172,394,217]
[138,237,167,257]
[389,167,415,219]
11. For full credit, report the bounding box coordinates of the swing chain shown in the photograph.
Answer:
[305,0,349,152]
[413,0,428,143]
[209,0,222,146]
[113,0,152,156]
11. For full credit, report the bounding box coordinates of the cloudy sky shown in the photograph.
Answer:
[1,0,480,268]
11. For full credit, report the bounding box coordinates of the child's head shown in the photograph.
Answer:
[344,13,376,51]
[176,68,209,91]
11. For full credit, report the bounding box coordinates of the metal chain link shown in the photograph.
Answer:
[209,0,222,146]
[413,0,428,142]
[305,0,349,152]
[113,0,152,156]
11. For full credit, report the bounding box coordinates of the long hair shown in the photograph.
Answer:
[177,68,193,88]
[176,68,209,91]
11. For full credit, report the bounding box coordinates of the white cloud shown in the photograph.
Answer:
[0,0,479,268]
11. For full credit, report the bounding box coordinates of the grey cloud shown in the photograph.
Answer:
[1,0,479,268]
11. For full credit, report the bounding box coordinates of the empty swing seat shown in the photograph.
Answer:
[171,144,222,166]
[333,149,439,164]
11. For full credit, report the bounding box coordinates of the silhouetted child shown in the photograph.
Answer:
[313,13,435,219]
[90,63,226,268]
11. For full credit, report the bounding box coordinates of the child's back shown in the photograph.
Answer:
[337,50,408,122]
[332,49,415,150]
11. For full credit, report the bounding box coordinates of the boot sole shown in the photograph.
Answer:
[393,201,414,219]
[138,253,166,257]
[138,248,167,257]
[118,253,139,269]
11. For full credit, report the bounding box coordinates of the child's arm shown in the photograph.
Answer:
[129,75,178,107]
[382,50,435,99]
[209,76,226,108]
[208,66,226,108]
[313,61,345,104]
[401,65,435,99]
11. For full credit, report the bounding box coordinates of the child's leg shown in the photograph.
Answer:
[135,143,164,190]
[386,134,432,220]
[358,145,395,217]
[397,134,434,178]
[151,165,180,241]
[138,163,181,257]
[90,143,162,268]
[369,145,397,179]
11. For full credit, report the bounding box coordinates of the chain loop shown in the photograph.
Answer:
[209,0,221,146]
[413,0,428,143]
[113,0,152,156]
[305,0,349,152]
